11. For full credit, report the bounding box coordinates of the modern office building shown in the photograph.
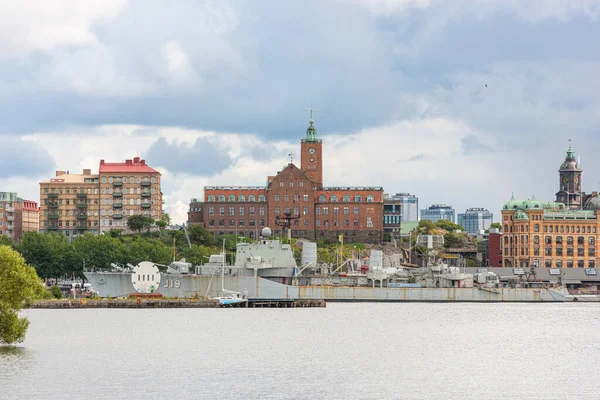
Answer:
[383,194,402,237]
[420,204,455,223]
[389,193,419,222]
[458,207,493,235]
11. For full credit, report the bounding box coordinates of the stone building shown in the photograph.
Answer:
[502,144,600,270]
[197,115,384,243]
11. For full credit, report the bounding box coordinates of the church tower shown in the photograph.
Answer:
[555,141,583,209]
[300,110,323,187]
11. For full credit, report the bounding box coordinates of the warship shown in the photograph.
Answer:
[83,227,585,302]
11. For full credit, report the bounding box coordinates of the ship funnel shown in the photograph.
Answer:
[301,242,317,268]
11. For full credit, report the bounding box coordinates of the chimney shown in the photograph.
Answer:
[133,156,140,163]
[55,171,66,176]
[83,169,91,175]
[141,159,146,165]
[126,159,132,165]
[100,160,105,165]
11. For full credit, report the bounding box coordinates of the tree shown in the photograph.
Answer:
[0,235,13,247]
[187,224,216,246]
[155,213,171,231]
[17,232,77,279]
[72,233,126,270]
[127,215,155,233]
[0,245,45,344]
[125,237,172,265]
[489,222,502,230]
[181,244,213,265]
[417,220,436,234]
[434,219,464,232]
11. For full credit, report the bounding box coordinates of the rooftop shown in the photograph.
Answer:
[99,157,159,174]
[320,187,384,191]
[204,186,267,190]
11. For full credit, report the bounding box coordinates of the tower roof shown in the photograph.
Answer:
[304,108,318,142]
[559,140,581,171]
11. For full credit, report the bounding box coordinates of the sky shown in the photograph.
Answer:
[2,0,600,224]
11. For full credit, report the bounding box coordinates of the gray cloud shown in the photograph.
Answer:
[0,137,55,178]
[144,137,232,175]
[461,136,493,155]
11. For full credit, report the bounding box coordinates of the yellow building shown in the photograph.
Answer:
[39,169,100,237]
[39,158,162,237]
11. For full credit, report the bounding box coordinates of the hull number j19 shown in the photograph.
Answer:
[164,280,181,288]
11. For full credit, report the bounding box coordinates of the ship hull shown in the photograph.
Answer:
[84,272,571,302]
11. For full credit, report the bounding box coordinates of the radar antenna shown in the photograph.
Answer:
[275,211,300,244]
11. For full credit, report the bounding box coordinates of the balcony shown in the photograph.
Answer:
[48,202,58,209]
[6,224,13,230]
[47,226,59,231]
[113,181,123,187]
[113,191,123,197]
[48,215,59,220]
[141,203,151,209]
[77,214,87,220]
[141,191,151,197]
[76,203,88,208]
[6,206,14,212]
[77,225,88,231]
[48,193,58,199]
[141,181,151,187]
[76,193,87,198]
[113,213,123,219]
[6,215,13,222]
[113,203,122,208]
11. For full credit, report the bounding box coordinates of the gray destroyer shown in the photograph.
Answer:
[84,227,581,302]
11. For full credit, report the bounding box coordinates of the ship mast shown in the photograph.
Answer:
[275,210,300,244]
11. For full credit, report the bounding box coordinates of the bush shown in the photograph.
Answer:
[50,285,63,299]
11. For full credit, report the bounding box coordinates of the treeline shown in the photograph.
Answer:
[0,225,244,279]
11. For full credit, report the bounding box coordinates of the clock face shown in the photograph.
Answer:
[308,147,316,155]
[563,176,569,183]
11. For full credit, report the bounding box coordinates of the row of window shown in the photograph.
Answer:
[209,219,266,227]
[44,221,98,227]
[101,199,155,206]
[505,247,596,257]
[102,176,156,184]
[101,209,155,216]
[316,220,360,228]
[208,206,266,216]
[317,207,360,216]
[545,259,595,268]
[506,224,597,234]
[102,188,155,195]
[206,193,376,203]
[206,219,365,228]
[44,188,96,195]
[505,236,596,245]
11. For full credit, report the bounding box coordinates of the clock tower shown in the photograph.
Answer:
[555,141,583,209]
[300,111,323,187]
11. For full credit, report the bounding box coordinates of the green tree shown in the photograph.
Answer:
[127,215,155,233]
[489,222,502,230]
[17,232,77,279]
[0,235,13,247]
[434,219,464,232]
[417,220,436,234]
[106,229,123,238]
[187,224,216,246]
[443,232,465,248]
[0,245,45,344]
[72,233,126,270]
[181,244,213,265]
[155,213,171,230]
[125,237,172,265]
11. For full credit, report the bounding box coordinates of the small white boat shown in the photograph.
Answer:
[213,240,248,307]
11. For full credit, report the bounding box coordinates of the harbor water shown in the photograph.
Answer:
[1,303,599,399]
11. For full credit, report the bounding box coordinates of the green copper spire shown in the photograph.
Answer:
[305,108,317,142]
[566,138,575,160]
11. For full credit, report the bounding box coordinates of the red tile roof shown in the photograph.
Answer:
[99,157,159,174]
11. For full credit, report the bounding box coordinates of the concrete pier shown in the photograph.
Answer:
[31,298,326,309]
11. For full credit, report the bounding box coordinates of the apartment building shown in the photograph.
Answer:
[22,200,39,233]
[0,192,23,242]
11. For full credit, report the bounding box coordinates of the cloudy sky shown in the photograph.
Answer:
[2,0,600,223]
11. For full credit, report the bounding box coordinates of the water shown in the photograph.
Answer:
[1,303,599,399]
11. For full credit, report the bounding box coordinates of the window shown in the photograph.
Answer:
[303,207,308,215]
[260,220,265,226]
[218,195,225,202]
[556,259,562,268]
[284,206,290,214]
[331,195,338,202]
[589,237,595,245]
[275,195,280,202]
[258,195,266,202]
[249,207,255,215]
[567,260,573,268]
[578,260,585,268]
[259,206,265,215]
[324,220,329,227]
[366,195,374,202]
[316,220,320,227]
[354,220,359,227]
[304,219,308,226]
[238,195,246,202]
[101,177,106,183]
[239,207,245,216]
[589,247,595,257]
[323,207,329,215]
[279,182,284,187]
[275,207,280,215]
[300,182,304,187]
[343,195,350,202]
[294,195,299,202]
[228,195,235,202]
[334,220,339,227]
[318,195,326,202]
[209,220,214,227]
[289,181,294,188]
[354,195,362,202]
[354,207,359,215]
[303,195,309,202]
[556,247,563,256]
[316,207,321,215]
[333,207,339,215]
[567,236,573,245]
[533,248,539,256]
[534,224,539,232]
[284,195,290,202]
[545,260,552,268]
[556,236,563,244]
[229,207,235,216]
[248,195,256,202]
[249,220,255,227]
[578,247,584,256]
[344,207,349,215]
[229,220,234,227]
[294,207,299,216]
[344,220,349,227]
[151,176,156,184]
[545,247,552,256]
[578,236,584,245]
[567,247,573,257]
[219,207,225,215]
[590,260,596,268]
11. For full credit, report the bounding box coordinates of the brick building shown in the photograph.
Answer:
[0,192,23,242]
[40,158,162,237]
[501,144,600,269]
[22,200,39,234]
[194,115,384,243]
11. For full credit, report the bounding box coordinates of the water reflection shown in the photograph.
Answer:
[0,345,28,358]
